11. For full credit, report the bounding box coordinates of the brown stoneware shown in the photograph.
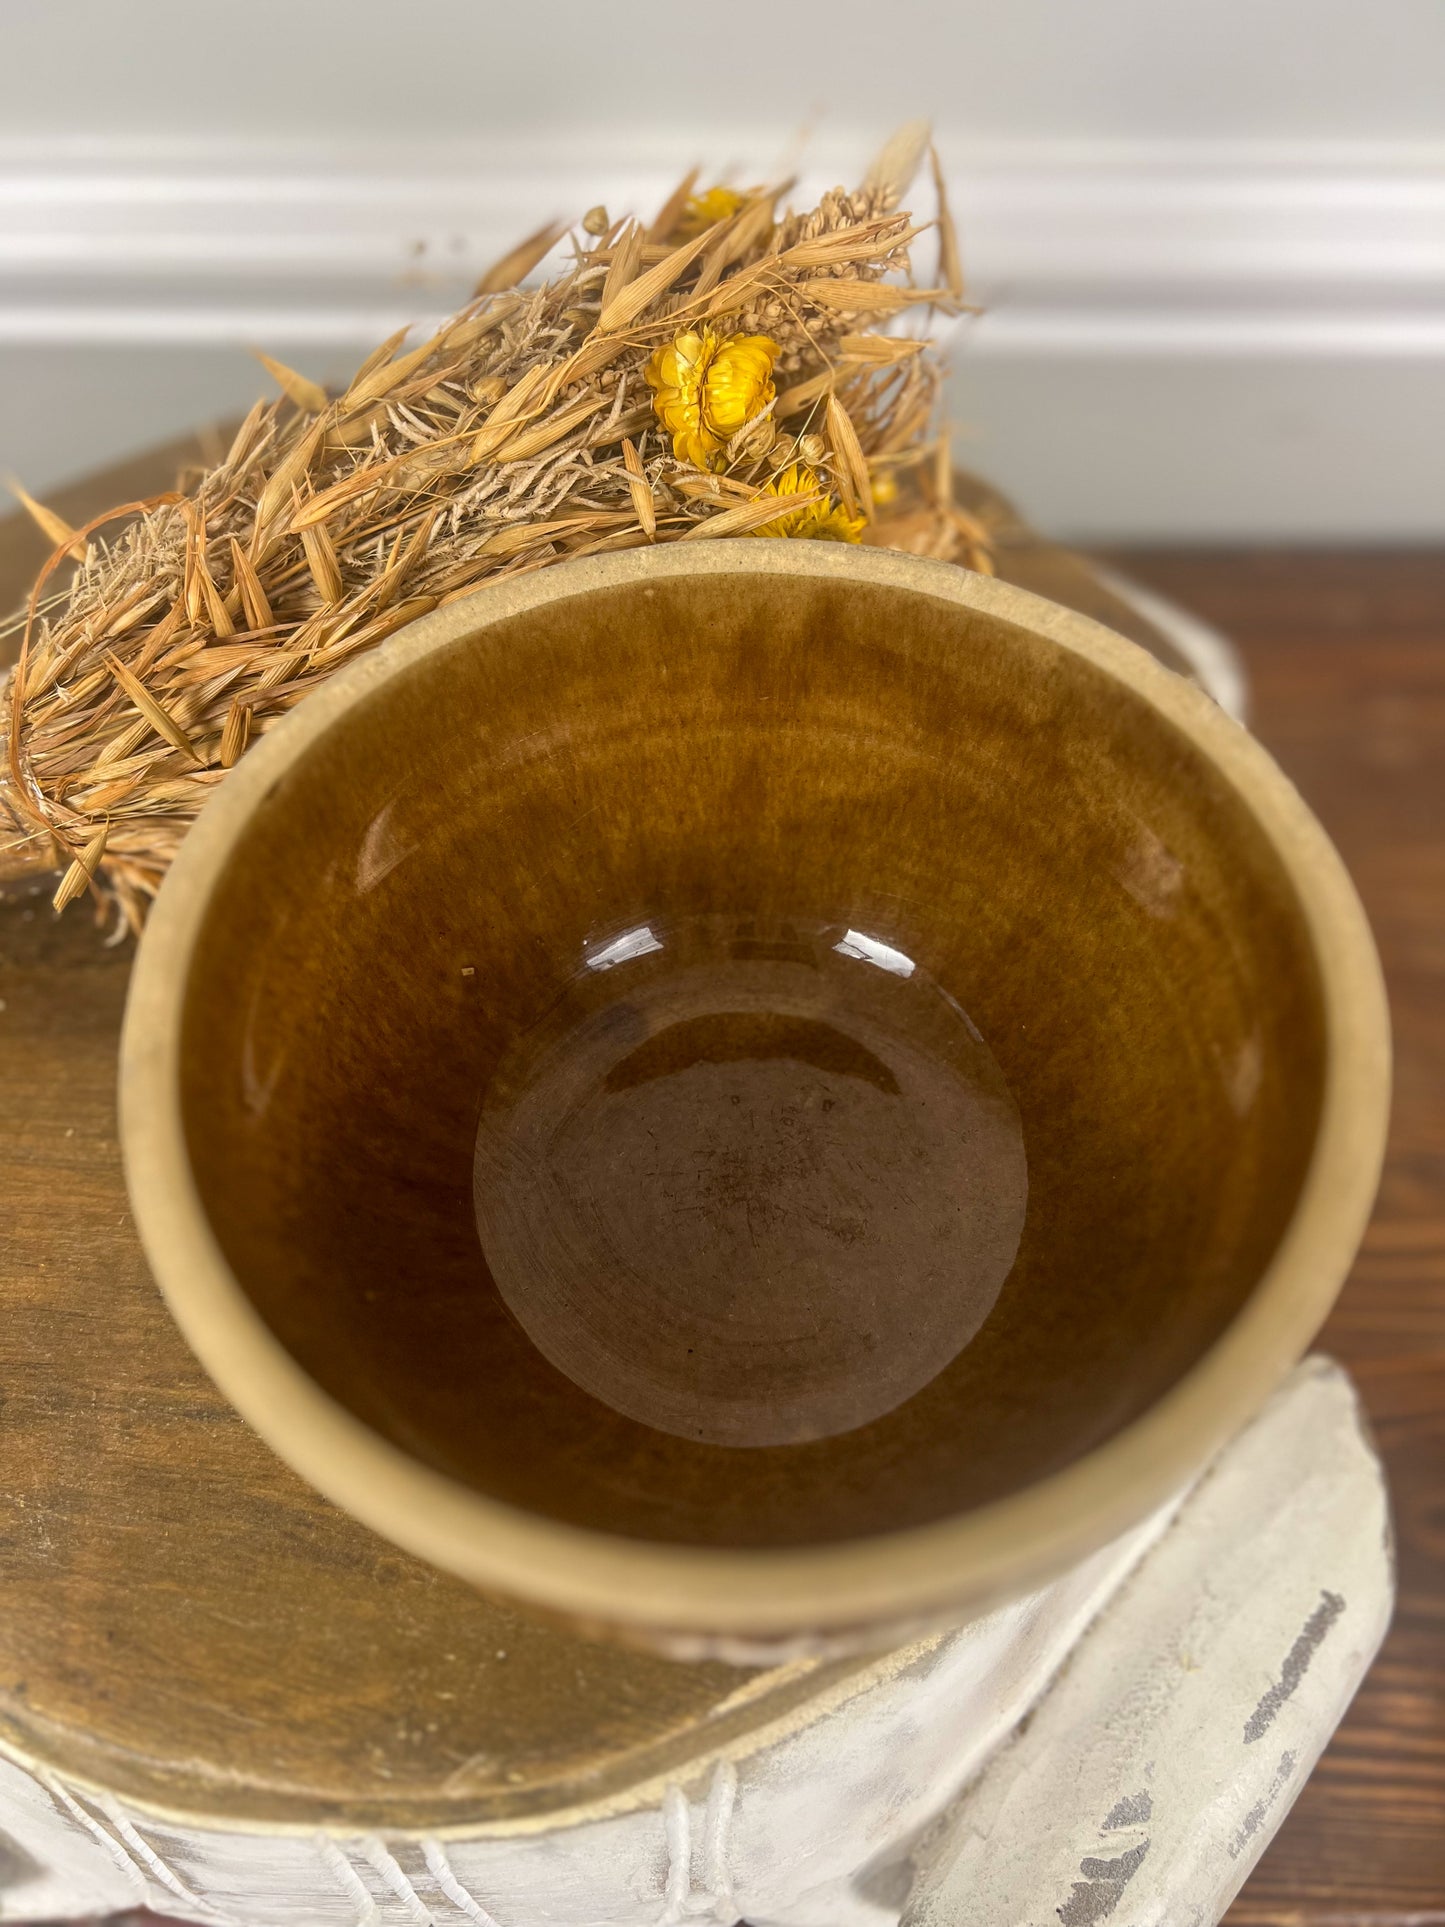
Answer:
[120,543,1390,1653]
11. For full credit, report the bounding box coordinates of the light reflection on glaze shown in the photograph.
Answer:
[240,979,288,1121]
[354,794,419,896]
[585,923,666,972]
[834,928,916,978]
[1223,1032,1264,1117]
[1117,824,1185,920]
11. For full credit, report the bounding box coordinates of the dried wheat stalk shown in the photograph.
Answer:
[0,127,992,933]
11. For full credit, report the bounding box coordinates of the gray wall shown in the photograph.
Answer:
[7,0,1445,142]
[3,0,1442,539]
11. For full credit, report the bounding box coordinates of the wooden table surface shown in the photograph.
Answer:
[1117,551,1445,1927]
[2,494,1441,1919]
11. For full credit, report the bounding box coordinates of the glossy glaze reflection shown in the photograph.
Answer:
[474,913,1027,1446]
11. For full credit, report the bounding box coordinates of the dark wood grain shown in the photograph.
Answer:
[1111,552,1445,1927]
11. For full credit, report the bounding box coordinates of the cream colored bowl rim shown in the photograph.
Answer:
[120,541,1391,1640]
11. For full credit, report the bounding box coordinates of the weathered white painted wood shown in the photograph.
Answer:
[0,1359,1389,1927]
[905,1355,1392,1927]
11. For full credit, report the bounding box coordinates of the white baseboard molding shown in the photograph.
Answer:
[1,133,1441,352]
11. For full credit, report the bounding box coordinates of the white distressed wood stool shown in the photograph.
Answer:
[0,1357,1390,1926]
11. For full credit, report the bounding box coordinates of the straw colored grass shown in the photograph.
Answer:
[0,127,995,932]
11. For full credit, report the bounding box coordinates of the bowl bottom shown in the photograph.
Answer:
[473,912,1028,1447]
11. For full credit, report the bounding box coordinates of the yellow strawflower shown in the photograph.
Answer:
[676,186,745,239]
[704,336,778,441]
[747,464,866,542]
[645,328,779,471]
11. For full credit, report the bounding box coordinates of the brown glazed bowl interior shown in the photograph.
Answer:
[121,543,1389,1651]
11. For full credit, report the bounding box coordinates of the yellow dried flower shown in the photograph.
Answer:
[645,330,714,468]
[704,335,779,442]
[645,328,779,470]
[747,463,866,543]
[676,186,745,239]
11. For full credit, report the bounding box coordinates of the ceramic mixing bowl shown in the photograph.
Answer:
[120,543,1389,1653]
